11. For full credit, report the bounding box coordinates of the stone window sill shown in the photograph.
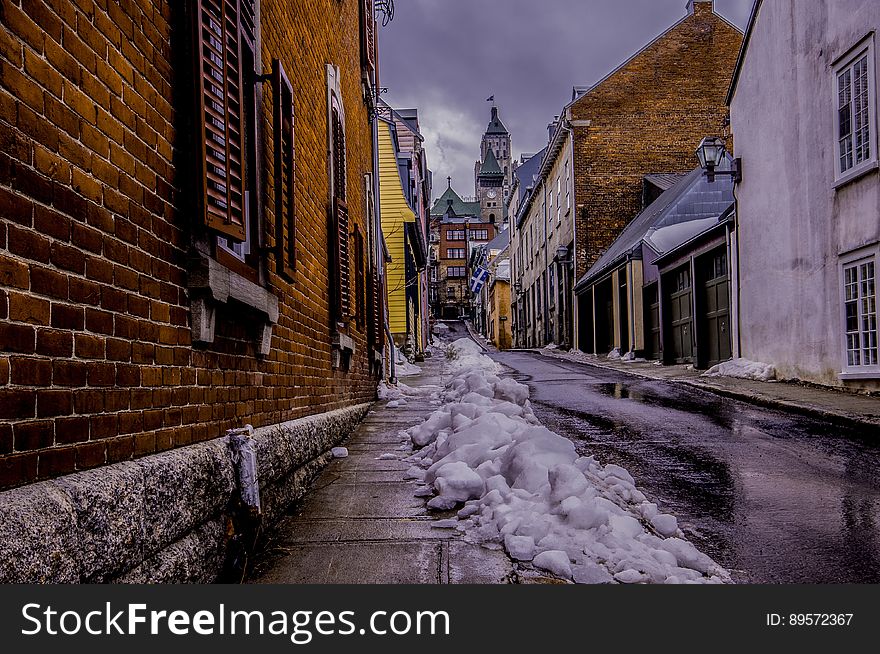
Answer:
[188,253,279,356]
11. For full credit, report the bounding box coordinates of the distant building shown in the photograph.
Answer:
[728,0,880,389]
[488,254,513,351]
[430,182,495,319]
[472,230,510,344]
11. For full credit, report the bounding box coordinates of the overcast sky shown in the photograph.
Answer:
[379,0,752,201]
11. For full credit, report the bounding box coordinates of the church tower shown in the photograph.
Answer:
[475,104,513,224]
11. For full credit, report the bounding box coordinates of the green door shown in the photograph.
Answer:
[665,266,693,364]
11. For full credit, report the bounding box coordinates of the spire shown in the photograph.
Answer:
[447,176,452,188]
[485,105,508,135]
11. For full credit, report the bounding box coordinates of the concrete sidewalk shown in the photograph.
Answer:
[247,355,514,584]
[535,348,880,430]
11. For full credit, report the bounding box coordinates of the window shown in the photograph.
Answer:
[273,59,296,280]
[470,229,488,241]
[843,258,878,370]
[447,229,465,241]
[834,37,876,182]
[556,178,562,224]
[564,161,570,211]
[446,248,466,259]
[447,266,466,278]
[328,65,350,325]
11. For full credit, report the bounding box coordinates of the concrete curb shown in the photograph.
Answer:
[0,402,372,583]
[534,350,880,432]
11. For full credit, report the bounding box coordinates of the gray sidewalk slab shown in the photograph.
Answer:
[248,355,515,585]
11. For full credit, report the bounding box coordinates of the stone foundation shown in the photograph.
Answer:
[0,403,372,583]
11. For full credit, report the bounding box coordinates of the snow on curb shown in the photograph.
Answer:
[403,338,730,585]
[703,358,776,382]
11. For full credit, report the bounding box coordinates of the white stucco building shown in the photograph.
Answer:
[729,0,880,390]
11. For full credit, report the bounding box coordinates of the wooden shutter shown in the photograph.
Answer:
[354,226,365,329]
[273,59,296,279]
[331,107,350,323]
[334,198,351,321]
[194,0,250,241]
[360,0,376,75]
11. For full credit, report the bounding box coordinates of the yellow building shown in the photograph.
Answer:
[377,117,427,355]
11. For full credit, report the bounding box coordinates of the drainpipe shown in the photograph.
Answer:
[224,424,261,582]
[542,180,550,344]
[732,185,743,359]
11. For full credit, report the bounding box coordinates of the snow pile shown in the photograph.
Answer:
[607,348,622,360]
[621,352,648,364]
[434,322,450,333]
[405,339,729,584]
[543,343,559,351]
[396,360,422,377]
[392,347,422,377]
[703,358,776,382]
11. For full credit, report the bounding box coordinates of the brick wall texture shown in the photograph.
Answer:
[571,3,742,279]
[0,0,378,490]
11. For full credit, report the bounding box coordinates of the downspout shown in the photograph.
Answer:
[732,185,743,358]
[563,117,576,349]
[542,180,550,344]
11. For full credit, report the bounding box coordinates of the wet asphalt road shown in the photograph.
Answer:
[486,349,880,584]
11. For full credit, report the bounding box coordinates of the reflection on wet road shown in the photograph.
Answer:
[492,350,880,583]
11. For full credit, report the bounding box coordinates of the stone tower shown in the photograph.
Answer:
[474,105,512,224]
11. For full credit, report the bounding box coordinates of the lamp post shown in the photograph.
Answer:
[696,136,742,184]
[555,245,574,349]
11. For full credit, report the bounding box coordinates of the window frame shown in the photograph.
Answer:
[839,245,879,379]
[833,35,878,188]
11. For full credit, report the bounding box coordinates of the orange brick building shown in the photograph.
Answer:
[0,0,387,581]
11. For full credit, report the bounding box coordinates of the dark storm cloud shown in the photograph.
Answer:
[378,0,752,200]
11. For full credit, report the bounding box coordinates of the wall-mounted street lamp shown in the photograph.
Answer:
[555,245,574,265]
[696,136,742,184]
[513,282,522,294]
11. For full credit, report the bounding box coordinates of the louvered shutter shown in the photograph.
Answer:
[335,198,351,321]
[273,59,296,279]
[331,108,350,323]
[194,0,250,241]
[361,0,376,75]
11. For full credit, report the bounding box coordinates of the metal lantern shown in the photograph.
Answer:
[696,136,726,170]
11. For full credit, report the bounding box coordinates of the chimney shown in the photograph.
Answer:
[491,106,499,121]
[686,0,713,15]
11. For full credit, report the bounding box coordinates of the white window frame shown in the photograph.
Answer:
[832,35,878,188]
[839,244,879,379]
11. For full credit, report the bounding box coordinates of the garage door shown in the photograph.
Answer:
[698,250,731,369]
[665,266,693,364]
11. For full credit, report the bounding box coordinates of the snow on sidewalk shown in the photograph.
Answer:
[703,358,776,382]
[399,338,730,584]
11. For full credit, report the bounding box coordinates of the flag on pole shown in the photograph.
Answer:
[470,267,490,294]
[486,95,494,102]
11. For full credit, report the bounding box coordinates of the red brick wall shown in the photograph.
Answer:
[0,0,378,490]
[571,3,742,279]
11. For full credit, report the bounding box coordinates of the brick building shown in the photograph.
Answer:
[0,0,387,581]
[570,1,742,277]
[430,182,495,319]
